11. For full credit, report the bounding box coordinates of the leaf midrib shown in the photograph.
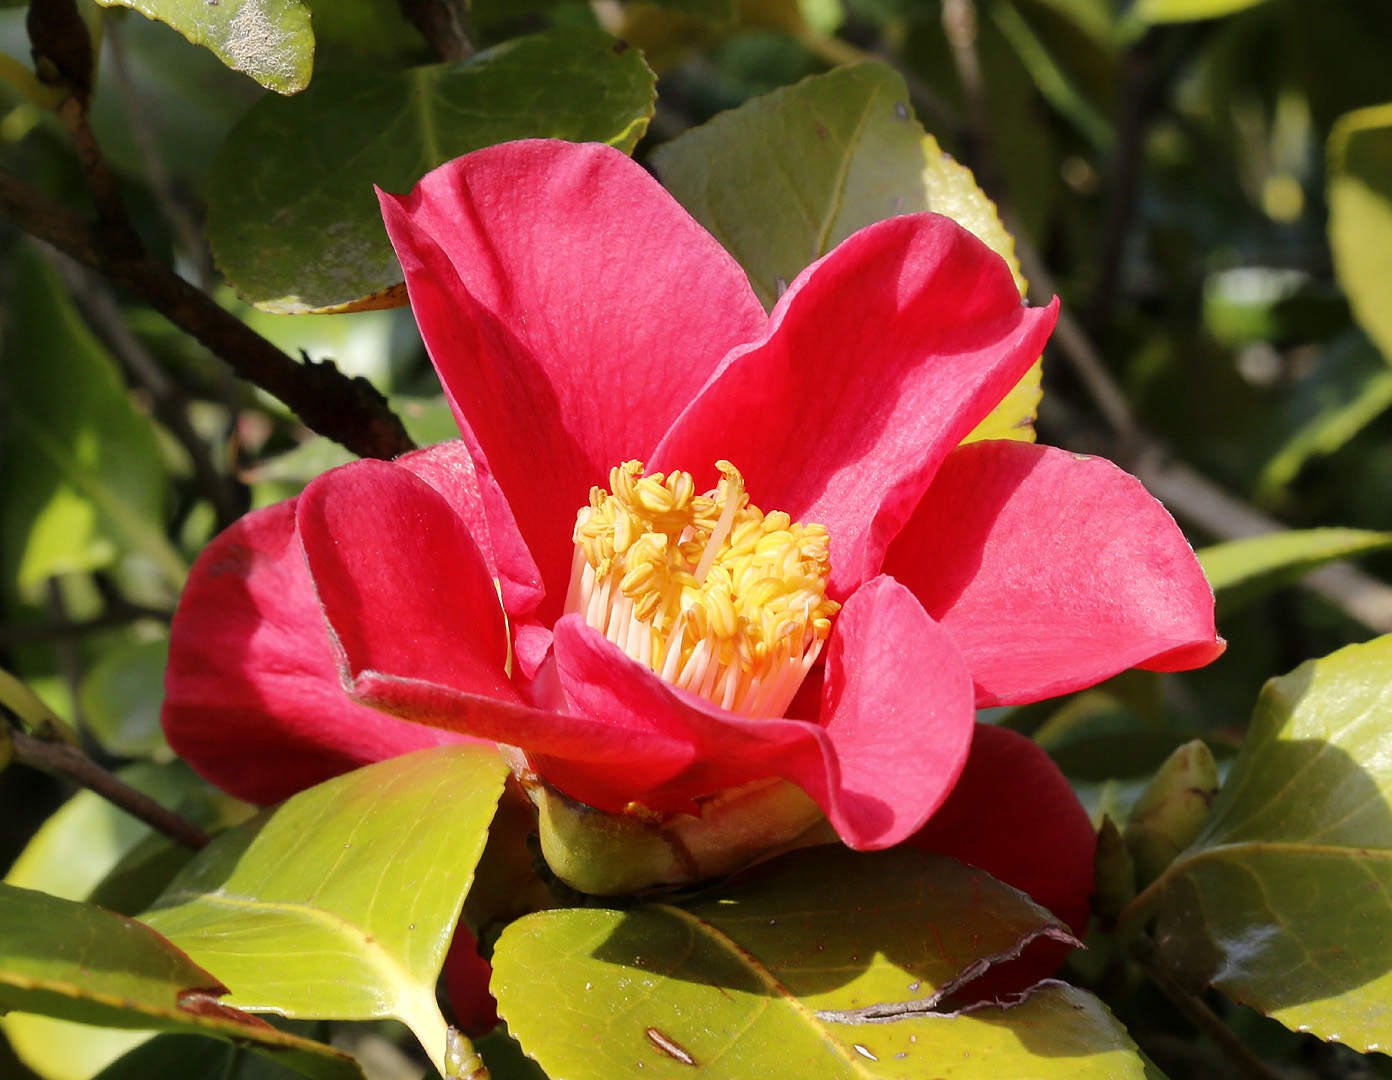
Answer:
[658,904,878,1078]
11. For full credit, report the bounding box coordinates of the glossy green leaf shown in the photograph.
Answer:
[652,64,1040,443]
[1127,635,1392,1051]
[495,846,1155,1079]
[80,639,171,761]
[1329,103,1392,365]
[0,884,360,1080]
[1198,528,1392,612]
[0,252,182,597]
[1131,0,1271,22]
[206,28,656,313]
[142,744,508,1073]
[650,63,934,311]
[91,0,312,94]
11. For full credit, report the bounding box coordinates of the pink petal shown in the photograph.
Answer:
[906,724,1094,932]
[904,723,1095,997]
[161,500,462,806]
[652,214,1058,598]
[547,576,975,850]
[395,440,544,624]
[815,576,976,848]
[297,459,517,703]
[885,441,1223,707]
[378,140,767,623]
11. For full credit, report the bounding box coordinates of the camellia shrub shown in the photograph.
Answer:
[5,2,1392,1080]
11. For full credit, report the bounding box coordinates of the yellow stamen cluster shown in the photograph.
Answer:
[564,460,839,719]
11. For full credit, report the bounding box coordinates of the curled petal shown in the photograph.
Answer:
[395,440,543,624]
[297,459,516,703]
[653,213,1057,598]
[547,577,975,850]
[161,500,461,805]
[885,440,1224,707]
[379,140,767,622]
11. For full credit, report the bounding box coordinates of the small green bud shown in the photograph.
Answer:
[1092,815,1137,925]
[1124,739,1219,886]
[526,776,824,895]
[445,1027,488,1080]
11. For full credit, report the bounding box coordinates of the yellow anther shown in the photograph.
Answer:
[565,460,839,720]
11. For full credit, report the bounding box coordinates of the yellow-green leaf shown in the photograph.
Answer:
[142,744,507,1073]
[1329,102,1392,365]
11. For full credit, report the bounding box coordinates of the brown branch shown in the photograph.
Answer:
[397,0,473,62]
[11,729,210,851]
[0,168,415,461]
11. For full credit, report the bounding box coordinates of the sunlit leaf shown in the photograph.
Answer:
[1199,528,1392,612]
[92,0,313,94]
[206,28,656,313]
[1329,102,1392,365]
[0,885,360,1080]
[142,744,508,1073]
[1127,635,1392,1051]
[495,846,1154,1079]
[0,252,182,596]
[652,62,1041,442]
[1131,0,1272,22]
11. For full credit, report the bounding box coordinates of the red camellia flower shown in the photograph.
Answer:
[162,140,1222,991]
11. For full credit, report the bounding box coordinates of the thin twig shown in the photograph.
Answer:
[11,728,210,850]
[1129,938,1287,1080]
[1012,224,1143,446]
[14,0,413,461]
[0,168,415,461]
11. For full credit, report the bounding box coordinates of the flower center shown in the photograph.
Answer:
[565,460,839,719]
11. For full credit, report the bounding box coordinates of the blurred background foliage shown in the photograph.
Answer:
[5,0,1392,1078]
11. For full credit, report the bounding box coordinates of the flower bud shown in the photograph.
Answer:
[1123,739,1219,886]
[522,775,825,895]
